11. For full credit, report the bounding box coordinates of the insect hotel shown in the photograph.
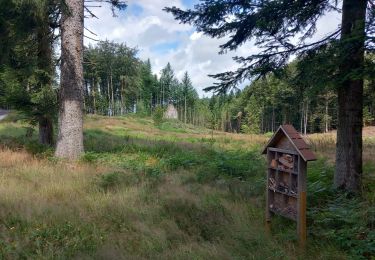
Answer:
[262,125,316,247]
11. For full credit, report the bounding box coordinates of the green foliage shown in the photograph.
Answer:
[0,217,103,259]
[83,44,200,120]
[84,41,141,116]
[136,100,148,117]
[195,148,264,185]
[0,0,57,145]
[25,140,51,156]
[264,132,274,138]
[307,160,375,259]
[98,172,123,192]
[0,111,26,123]
[165,0,371,93]
[152,106,165,126]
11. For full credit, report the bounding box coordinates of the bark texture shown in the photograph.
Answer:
[335,0,367,192]
[55,0,84,159]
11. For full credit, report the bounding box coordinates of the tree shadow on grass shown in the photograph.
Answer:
[83,128,265,183]
[83,128,213,154]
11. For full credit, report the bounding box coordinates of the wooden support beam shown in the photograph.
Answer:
[265,148,272,233]
[297,157,307,250]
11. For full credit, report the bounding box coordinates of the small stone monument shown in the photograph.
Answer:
[164,104,178,119]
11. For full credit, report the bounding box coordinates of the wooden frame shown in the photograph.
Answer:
[262,125,316,248]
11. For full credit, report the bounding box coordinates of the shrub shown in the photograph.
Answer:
[81,151,100,163]
[25,140,51,156]
[307,160,375,259]
[165,150,201,170]
[264,132,274,138]
[98,172,122,192]
[152,106,164,126]
[136,100,148,117]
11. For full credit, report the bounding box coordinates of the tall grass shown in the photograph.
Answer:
[0,114,373,258]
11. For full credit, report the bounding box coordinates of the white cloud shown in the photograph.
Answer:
[85,1,341,97]
[190,31,203,41]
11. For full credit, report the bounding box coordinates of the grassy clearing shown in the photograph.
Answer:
[0,114,374,259]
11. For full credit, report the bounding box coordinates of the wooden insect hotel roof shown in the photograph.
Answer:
[262,125,316,162]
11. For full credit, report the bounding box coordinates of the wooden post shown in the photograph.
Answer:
[297,158,307,250]
[265,148,271,233]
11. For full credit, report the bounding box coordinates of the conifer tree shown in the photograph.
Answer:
[0,0,58,145]
[56,0,126,159]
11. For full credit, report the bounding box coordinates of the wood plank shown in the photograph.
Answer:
[268,167,298,175]
[265,148,272,232]
[268,147,298,155]
[297,156,307,249]
[268,188,298,198]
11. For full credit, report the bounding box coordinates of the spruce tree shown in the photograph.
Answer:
[181,72,194,124]
[56,1,126,159]
[0,0,58,145]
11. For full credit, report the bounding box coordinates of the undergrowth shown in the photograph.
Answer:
[0,114,373,259]
[307,160,375,259]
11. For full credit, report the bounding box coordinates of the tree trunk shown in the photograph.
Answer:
[39,116,53,145]
[36,7,54,146]
[261,107,264,133]
[271,106,275,132]
[55,0,84,159]
[325,94,329,133]
[335,0,367,193]
[111,70,115,116]
[107,78,111,116]
[300,102,303,133]
[193,108,196,125]
[120,79,124,115]
[304,100,308,135]
[92,77,97,114]
[184,96,187,124]
[83,80,88,113]
[161,82,164,106]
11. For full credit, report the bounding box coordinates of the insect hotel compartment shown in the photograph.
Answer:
[267,150,299,220]
[268,152,298,197]
[277,153,295,171]
[268,168,277,190]
[269,192,297,220]
[290,174,297,196]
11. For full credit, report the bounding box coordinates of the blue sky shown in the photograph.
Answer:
[181,0,196,8]
[85,1,341,97]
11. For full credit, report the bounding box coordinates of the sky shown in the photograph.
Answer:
[84,0,342,97]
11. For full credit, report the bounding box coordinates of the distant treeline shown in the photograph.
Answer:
[207,66,375,134]
[2,29,374,135]
[83,41,207,125]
